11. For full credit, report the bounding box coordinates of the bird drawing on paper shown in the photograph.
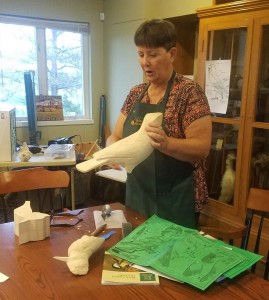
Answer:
[76,112,163,174]
[18,142,32,162]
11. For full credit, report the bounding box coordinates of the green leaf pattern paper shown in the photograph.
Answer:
[205,238,263,279]
[109,215,261,290]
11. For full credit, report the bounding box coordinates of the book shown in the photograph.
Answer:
[101,252,159,285]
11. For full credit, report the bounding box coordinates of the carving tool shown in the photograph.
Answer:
[122,222,133,238]
[101,204,112,220]
[84,138,98,159]
[90,224,107,236]
[99,230,116,240]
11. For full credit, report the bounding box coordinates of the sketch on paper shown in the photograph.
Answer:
[205,60,231,114]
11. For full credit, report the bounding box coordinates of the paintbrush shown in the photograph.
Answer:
[84,138,98,159]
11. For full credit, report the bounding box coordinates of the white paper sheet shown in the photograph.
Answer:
[205,59,231,114]
[93,210,127,229]
[0,272,9,283]
[95,168,127,183]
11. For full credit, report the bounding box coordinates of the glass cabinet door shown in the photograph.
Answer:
[207,28,246,119]
[251,129,269,190]
[196,0,269,228]
[204,27,247,206]
[255,25,269,123]
[249,23,269,191]
[206,123,238,204]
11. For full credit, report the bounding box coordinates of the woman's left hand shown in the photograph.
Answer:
[145,123,168,151]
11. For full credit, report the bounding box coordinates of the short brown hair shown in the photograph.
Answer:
[134,19,177,51]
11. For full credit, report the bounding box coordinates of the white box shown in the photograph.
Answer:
[0,106,16,161]
[44,144,74,159]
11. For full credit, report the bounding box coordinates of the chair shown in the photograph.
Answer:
[0,167,70,223]
[199,187,269,280]
[244,188,269,280]
[199,226,248,247]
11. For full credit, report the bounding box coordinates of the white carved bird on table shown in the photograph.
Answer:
[53,235,105,275]
[18,142,32,162]
[76,112,163,174]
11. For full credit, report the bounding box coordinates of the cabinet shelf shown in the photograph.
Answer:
[211,116,240,124]
[252,122,269,129]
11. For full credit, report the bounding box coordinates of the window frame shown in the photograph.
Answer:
[0,14,92,127]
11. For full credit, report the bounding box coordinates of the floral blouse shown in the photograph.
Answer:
[121,73,211,212]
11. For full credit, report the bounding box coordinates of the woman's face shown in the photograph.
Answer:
[137,46,176,85]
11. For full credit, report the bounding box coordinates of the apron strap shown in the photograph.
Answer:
[138,70,176,104]
[163,70,176,102]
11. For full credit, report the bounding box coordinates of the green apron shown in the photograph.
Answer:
[123,71,196,228]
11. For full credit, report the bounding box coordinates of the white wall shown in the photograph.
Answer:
[0,0,104,145]
[145,0,213,19]
[103,0,145,130]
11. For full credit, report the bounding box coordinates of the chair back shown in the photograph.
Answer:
[199,188,269,280]
[244,188,269,279]
[0,167,70,194]
[199,226,247,246]
[0,167,70,222]
[247,188,269,212]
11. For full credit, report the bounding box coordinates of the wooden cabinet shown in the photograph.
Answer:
[167,14,199,77]
[196,0,269,239]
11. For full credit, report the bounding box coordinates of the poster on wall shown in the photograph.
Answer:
[205,60,231,114]
[36,95,64,121]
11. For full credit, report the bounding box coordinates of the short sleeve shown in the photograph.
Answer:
[121,84,147,116]
[181,82,211,131]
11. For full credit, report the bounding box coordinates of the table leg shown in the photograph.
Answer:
[70,167,76,210]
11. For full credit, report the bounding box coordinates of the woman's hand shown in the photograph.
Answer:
[145,123,169,151]
[145,115,211,162]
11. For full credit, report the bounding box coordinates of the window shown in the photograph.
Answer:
[0,15,90,123]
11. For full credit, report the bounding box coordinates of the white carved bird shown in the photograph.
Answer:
[76,112,163,173]
[53,235,105,275]
[18,142,32,162]
[219,153,236,204]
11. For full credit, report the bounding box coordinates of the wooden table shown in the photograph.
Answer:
[0,151,77,210]
[1,203,269,300]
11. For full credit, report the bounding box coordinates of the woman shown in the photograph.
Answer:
[106,19,212,228]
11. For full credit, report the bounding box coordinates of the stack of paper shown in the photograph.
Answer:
[93,210,127,229]
[108,215,262,291]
